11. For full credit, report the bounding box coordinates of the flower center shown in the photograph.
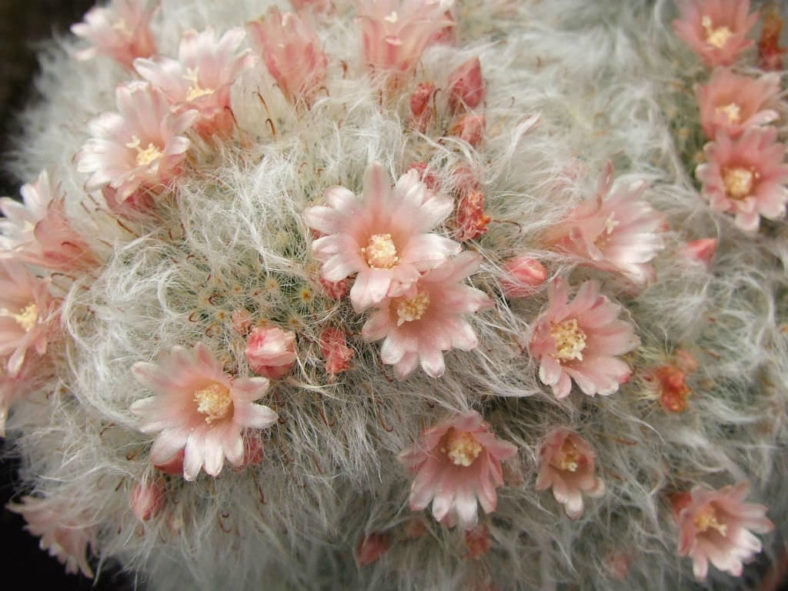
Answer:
[194,382,233,423]
[2,303,39,332]
[395,291,430,326]
[694,505,728,536]
[184,68,215,102]
[553,438,582,472]
[701,16,734,49]
[362,233,399,269]
[715,102,741,124]
[722,167,756,200]
[126,136,163,167]
[550,318,587,362]
[442,428,483,467]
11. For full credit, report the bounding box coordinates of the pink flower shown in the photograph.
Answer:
[447,57,484,114]
[697,68,780,140]
[355,532,391,566]
[0,261,59,376]
[248,8,328,106]
[529,278,639,399]
[681,238,718,268]
[131,343,278,481]
[135,28,254,137]
[291,0,333,13]
[361,252,490,379]
[71,0,157,69]
[677,481,774,581]
[672,0,759,67]
[304,162,460,312]
[245,326,297,379]
[356,0,454,79]
[535,428,604,519]
[398,410,517,530]
[0,171,97,272]
[77,82,197,203]
[500,256,547,298]
[129,477,166,521]
[544,163,666,286]
[319,327,354,380]
[696,126,788,232]
[8,495,96,577]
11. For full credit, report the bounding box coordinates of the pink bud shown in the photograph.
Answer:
[408,162,439,192]
[674,349,699,373]
[500,257,547,298]
[448,57,484,113]
[455,190,490,242]
[245,326,297,379]
[129,478,166,521]
[153,449,184,476]
[409,82,436,132]
[682,238,717,268]
[231,309,253,335]
[320,277,348,299]
[449,113,485,147]
[464,523,492,559]
[319,327,354,380]
[355,532,391,566]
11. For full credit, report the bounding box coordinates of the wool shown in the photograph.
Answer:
[1,0,786,589]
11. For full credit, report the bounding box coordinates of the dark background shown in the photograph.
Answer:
[0,2,785,591]
[0,3,130,589]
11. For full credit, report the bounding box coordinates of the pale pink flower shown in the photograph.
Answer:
[304,162,460,312]
[362,252,490,379]
[677,481,774,581]
[356,0,454,79]
[672,0,759,67]
[129,477,166,521]
[398,410,517,530]
[0,261,59,376]
[355,532,391,566]
[681,238,718,268]
[697,68,780,140]
[319,327,354,380]
[544,163,666,286]
[131,343,278,481]
[447,57,484,114]
[71,0,157,69]
[0,171,97,272]
[8,495,96,577]
[529,278,639,399]
[500,256,547,298]
[135,28,254,137]
[245,326,297,379]
[248,8,328,106]
[77,82,198,203]
[535,428,604,519]
[696,126,788,231]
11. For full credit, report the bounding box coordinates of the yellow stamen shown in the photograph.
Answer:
[715,102,741,124]
[362,233,399,269]
[552,438,582,472]
[126,136,163,167]
[441,428,483,467]
[701,16,734,49]
[550,318,587,362]
[396,291,430,326]
[722,167,757,200]
[184,68,214,102]
[2,303,39,332]
[694,505,728,536]
[194,382,233,423]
